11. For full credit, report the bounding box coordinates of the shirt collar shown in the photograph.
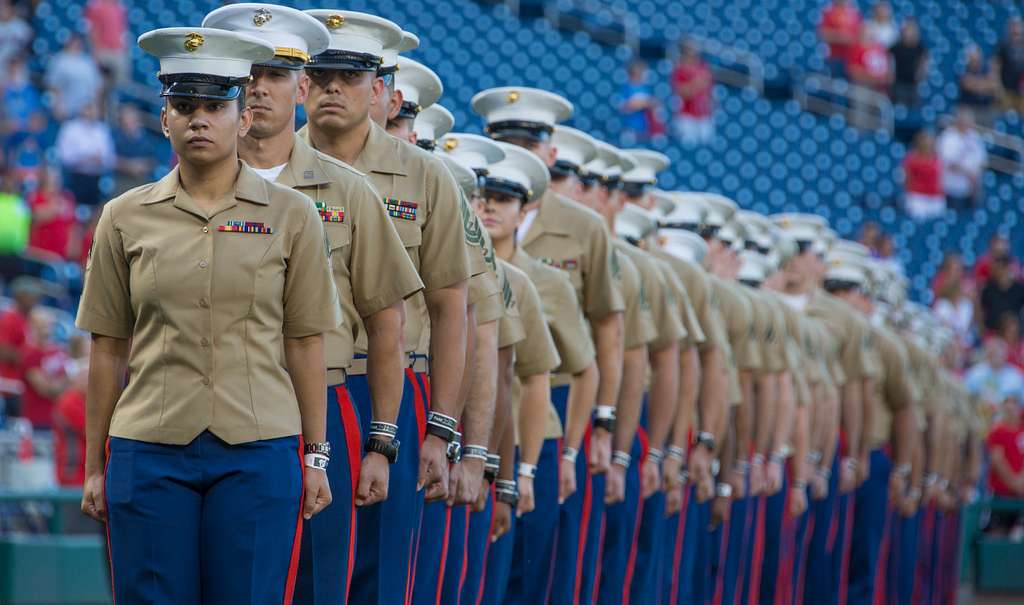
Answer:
[140,161,271,207]
[355,121,408,177]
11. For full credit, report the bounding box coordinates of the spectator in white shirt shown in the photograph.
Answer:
[55,102,115,208]
[965,337,1024,416]
[937,106,987,210]
[0,1,32,82]
[44,35,103,120]
[865,2,899,49]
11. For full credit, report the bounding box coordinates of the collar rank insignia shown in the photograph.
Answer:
[539,257,579,270]
[218,220,273,234]
[316,202,345,223]
[384,197,418,221]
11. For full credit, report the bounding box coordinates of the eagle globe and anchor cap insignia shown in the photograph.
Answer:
[184,32,204,52]
[325,14,345,29]
[252,8,272,26]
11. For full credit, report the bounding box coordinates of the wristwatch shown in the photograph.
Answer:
[695,431,716,454]
[593,405,616,433]
[484,454,501,483]
[425,411,459,444]
[305,442,332,457]
[494,480,519,507]
[446,432,463,464]
[364,437,401,464]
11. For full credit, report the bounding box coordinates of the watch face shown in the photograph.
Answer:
[447,441,462,463]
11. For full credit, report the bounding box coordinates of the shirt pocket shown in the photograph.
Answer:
[325,222,351,262]
[392,219,422,251]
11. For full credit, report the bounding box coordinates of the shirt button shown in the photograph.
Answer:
[199,298,209,308]
[201,376,211,386]
[199,260,208,269]
[202,226,209,234]
[200,338,209,348]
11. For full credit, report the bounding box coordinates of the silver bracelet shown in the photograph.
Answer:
[647,448,665,465]
[518,462,538,479]
[562,446,579,463]
[666,445,687,462]
[612,450,632,468]
[462,444,489,462]
[716,483,733,498]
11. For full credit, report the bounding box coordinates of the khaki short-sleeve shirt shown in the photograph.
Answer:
[511,249,596,376]
[504,260,561,378]
[808,290,879,383]
[76,164,342,445]
[867,326,916,447]
[618,242,685,351]
[652,249,726,353]
[299,122,472,355]
[654,258,704,348]
[495,259,526,349]
[521,191,625,321]
[613,240,657,349]
[712,277,760,372]
[274,135,422,369]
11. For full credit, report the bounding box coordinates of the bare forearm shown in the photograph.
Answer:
[792,405,810,483]
[670,347,701,448]
[285,334,328,444]
[754,373,778,456]
[891,407,914,468]
[734,372,755,461]
[84,336,129,472]
[859,379,875,459]
[518,373,550,466]
[425,282,469,417]
[698,348,727,444]
[646,344,680,450]
[771,373,796,454]
[565,361,599,450]
[613,347,647,453]
[454,306,478,417]
[365,303,404,426]
[462,321,499,448]
[488,344,514,454]
[821,391,840,467]
[592,312,624,410]
[840,380,863,459]
[497,415,516,481]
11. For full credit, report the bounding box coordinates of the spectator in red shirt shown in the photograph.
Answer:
[0,277,43,409]
[999,313,1024,370]
[848,28,891,127]
[974,234,1020,286]
[671,40,715,145]
[903,130,945,219]
[53,332,88,485]
[84,0,127,85]
[986,394,1024,533]
[17,308,68,430]
[819,0,864,77]
[27,166,76,260]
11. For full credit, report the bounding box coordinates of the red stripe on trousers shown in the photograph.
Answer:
[872,505,893,605]
[284,436,306,605]
[713,519,732,605]
[795,515,815,605]
[622,429,650,605]
[837,497,854,605]
[404,369,427,605]
[747,496,767,605]
[474,484,498,605]
[573,429,594,604]
[104,438,117,605]
[458,506,471,600]
[591,516,607,605]
[336,387,362,600]
[773,487,794,605]
[434,507,453,605]
[669,488,691,605]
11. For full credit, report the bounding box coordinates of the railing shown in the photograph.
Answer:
[795,74,895,133]
[937,115,1024,176]
[545,0,637,47]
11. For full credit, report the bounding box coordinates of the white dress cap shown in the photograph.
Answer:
[718,220,746,251]
[771,213,828,244]
[584,140,635,180]
[381,30,419,71]
[738,250,769,284]
[413,104,454,148]
[831,239,871,258]
[815,228,837,256]
[202,3,330,66]
[304,10,402,69]
[660,230,708,264]
[650,189,677,216]
[735,210,772,245]
[472,87,573,140]
[436,133,505,173]
[395,57,442,113]
[485,141,551,202]
[660,192,708,228]
[701,193,738,228]
[552,125,598,170]
[138,28,275,99]
[825,250,867,285]
[622,148,669,184]
[615,203,659,242]
[437,154,479,199]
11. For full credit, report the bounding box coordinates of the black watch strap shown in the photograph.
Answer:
[494,480,518,507]
[425,421,458,444]
[364,437,400,464]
